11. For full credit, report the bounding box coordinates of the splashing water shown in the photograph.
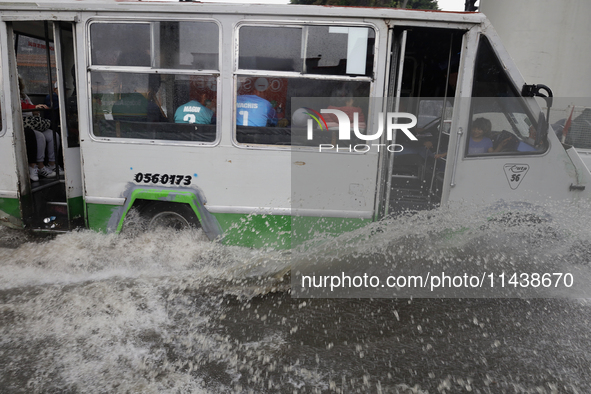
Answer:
[1,202,591,393]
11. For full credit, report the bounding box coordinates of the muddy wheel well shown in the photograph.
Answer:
[132,200,201,230]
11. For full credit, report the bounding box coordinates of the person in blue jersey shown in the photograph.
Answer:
[174,95,214,124]
[236,90,277,127]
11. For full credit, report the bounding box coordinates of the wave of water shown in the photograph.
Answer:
[293,201,591,298]
[1,203,591,393]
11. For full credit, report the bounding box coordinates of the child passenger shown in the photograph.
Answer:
[468,117,509,154]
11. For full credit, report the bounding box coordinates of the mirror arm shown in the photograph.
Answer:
[522,84,553,146]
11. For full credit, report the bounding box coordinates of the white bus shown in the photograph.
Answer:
[0,0,589,248]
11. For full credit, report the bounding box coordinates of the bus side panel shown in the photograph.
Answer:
[78,12,382,246]
[449,133,591,207]
[0,22,24,228]
[214,212,292,249]
[68,195,84,221]
[0,198,22,228]
[86,203,120,233]
[214,213,371,249]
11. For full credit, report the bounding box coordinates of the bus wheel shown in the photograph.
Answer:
[142,202,200,230]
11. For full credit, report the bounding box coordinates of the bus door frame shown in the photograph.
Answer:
[441,26,484,205]
[53,21,84,227]
[4,21,34,225]
[379,27,408,217]
[378,21,480,215]
[3,14,81,228]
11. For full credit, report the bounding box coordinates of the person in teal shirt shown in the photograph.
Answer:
[174,99,214,124]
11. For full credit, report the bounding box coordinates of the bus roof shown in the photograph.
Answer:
[0,1,485,25]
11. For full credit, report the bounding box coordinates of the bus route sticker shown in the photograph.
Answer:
[503,164,529,190]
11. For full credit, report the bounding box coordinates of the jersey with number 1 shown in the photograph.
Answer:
[174,100,213,124]
[236,95,277,127]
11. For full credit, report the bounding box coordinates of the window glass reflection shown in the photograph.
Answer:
[91,23,151,66]
[155,21,219,70]
[239,26,302,72]
[306,26,374,76]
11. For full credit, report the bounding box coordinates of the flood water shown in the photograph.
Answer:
[1,205,591,393]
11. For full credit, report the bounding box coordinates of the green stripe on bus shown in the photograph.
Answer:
[0,197,23,228]
[68,196,84,220]
[213,213,370,249]
[0,197,21,219]
[87,203,120,233]
[213,213,293,249]
[87,199,370,249]
[291,216,370,247]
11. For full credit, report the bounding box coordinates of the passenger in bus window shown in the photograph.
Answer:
[44,82,66,154]
[468,117,510,154]
[174,92,214,124]
[516,125,539,152]
[23,127,40,182]
[45,82,59,113]
[112,74,166,123]
[112,91,149,122]
[323,85,366,130]
[146,75,167,123]
[18,76,57,180]
[236,90,277,127]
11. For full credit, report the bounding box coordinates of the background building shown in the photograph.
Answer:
[480,0,591,98]
[480,0,591,155]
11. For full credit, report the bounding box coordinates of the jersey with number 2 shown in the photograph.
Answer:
[174,100,213,124]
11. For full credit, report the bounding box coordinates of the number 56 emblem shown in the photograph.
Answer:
[503,164,529,190]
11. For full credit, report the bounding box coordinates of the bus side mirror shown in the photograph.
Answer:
[522,84,553,146]
[535,111,547,147]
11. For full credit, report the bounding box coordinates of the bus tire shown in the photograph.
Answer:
[141,202,200,231]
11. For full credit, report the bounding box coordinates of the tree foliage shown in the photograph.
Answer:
[290,0,439,10]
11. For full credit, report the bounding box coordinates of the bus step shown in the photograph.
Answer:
[391,177,425,190]
[31,179,62,193]
[37,213,68,230]
[390,198,433,213]
[46,201,68,216]
[397,195,429,202]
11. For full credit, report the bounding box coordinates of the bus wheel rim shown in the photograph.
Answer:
[149,211,191,230]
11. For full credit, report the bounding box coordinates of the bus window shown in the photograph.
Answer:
[236,76,370,145]
[15,34,57,95]
[89,21,219,143]
[235,24,374,147]
[92,72,217,142]
[91,23,151,67]
[156,21,219,70]
[306,26,374,77]
[467,36,546,156]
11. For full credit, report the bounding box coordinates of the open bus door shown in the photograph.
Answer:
[6,20,82,231]
[380,25,464,217]
[53,22,83,229]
